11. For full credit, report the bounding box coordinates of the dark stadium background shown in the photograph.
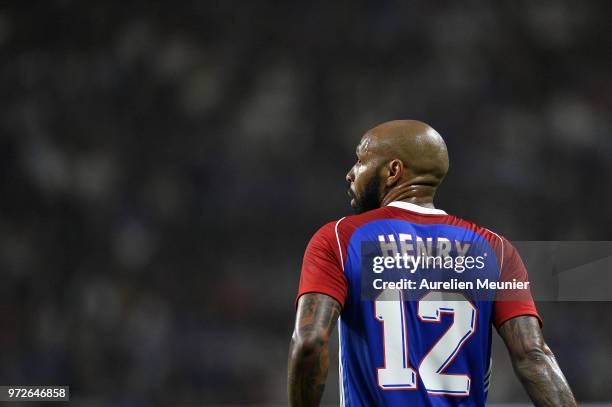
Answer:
[1,1,611,405]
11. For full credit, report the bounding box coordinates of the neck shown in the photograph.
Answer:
[380,184,436,208]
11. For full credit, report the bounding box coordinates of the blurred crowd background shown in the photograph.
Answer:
[1,1,611,405]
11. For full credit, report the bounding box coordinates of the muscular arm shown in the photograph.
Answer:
[498,316,577,407]
[288,293,342,407]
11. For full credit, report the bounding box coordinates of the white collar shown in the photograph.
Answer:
[387,201,447,215]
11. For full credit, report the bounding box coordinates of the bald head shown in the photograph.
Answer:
[346,120,449,213]
[364,120,449,186]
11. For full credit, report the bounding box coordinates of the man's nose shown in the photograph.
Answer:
[346,167,354,183]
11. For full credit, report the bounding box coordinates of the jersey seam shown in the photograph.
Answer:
[486,229,504,275]
[335,217,347,271]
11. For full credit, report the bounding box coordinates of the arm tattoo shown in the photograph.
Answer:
[498,316,577,407]
[288,293,342,407]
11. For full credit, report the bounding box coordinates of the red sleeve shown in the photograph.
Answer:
[493,237,542,329]
[296,221,348,307]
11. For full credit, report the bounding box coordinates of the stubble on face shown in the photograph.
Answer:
[348,169,382,214]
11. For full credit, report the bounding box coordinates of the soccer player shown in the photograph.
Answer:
[288,120,576,406]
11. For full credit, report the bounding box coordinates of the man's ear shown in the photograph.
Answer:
[385,159,404,187]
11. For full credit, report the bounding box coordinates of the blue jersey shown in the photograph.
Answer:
[297,201,540,407]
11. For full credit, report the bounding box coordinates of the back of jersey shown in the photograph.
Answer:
[297,201,540,407]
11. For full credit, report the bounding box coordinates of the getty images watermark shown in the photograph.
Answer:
[360,236,612,302]
[370,251,529,292]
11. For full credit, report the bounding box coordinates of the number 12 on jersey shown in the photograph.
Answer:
[374,290,477,396]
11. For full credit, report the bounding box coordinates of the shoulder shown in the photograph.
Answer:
[306,208,393,257]
[444,213,521,269]
[318,207,395,242]
[445,213,509,245]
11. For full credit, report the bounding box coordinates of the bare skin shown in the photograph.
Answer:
[346,120,449,213]
[288,293,341,407]
[288,120,576,406]
[498,316,577,406]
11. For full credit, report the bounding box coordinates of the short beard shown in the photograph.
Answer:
[351,174,382,214]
